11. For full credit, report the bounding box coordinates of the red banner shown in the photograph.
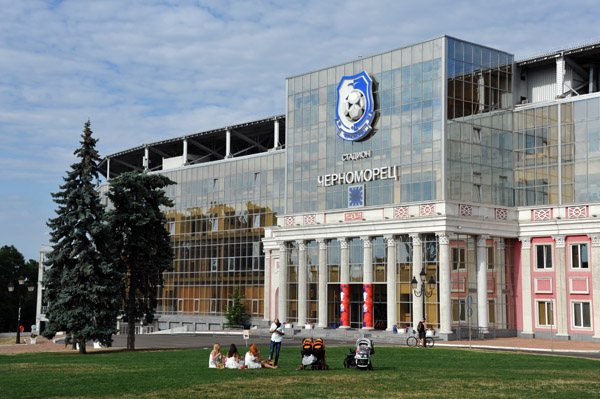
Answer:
[363,284,373,328]
[340,284,350,327]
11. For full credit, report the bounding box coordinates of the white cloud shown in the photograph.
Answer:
[1,0,599,259]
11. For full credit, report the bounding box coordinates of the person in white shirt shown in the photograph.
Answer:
[208,343,224,368]
[244,344,278,369]
[268,318,285,366]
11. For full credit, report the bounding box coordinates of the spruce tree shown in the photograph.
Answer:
[224,288,251,329]
[107,171,175,351]
[43,121,122,353]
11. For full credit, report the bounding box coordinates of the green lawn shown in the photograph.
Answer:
[0,346,598,398]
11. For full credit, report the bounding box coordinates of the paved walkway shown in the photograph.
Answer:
[2,333,599,359]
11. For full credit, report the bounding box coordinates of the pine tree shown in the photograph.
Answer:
[107,171,175,351]
[43,121,122,354]
[224,288,251,329]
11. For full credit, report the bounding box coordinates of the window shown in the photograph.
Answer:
[452,247,466,270]
[535,244,552,269]
[228,258,236,272]
[570,243,589,269]
[488,299,496,324]
[473,184,481,202]
[209,299,217,313]
[452,299,466,322]
[572,302,591,328]
[211,259,218,272]
[537,300,554,327]
[487,246,494,270]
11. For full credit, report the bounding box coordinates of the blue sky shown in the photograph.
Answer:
[1,0,598,261]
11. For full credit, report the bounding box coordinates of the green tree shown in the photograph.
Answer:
[0,246,37,333]
[107,171,175,351]
[43,121,122,354]
[224,288,251,329]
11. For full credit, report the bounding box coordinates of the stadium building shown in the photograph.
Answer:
[40,36,600,342]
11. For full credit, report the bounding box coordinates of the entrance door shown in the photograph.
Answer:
[373,284,387,330]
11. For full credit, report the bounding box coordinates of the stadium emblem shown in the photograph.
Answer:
[335,71,375,141]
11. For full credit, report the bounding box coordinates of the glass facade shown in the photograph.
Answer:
[287,38,444,213]
[156,152,285,320]
[514,97,600,205]
[446,38,514,205]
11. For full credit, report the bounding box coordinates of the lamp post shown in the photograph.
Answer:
[411,270,436,322]
[411,269,436,298]
[7,276,35,344]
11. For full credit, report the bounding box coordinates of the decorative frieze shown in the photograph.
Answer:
[304,214,316,225]
[532,208,552,221]
[344,211,363,222]
[284,216,296,226]
[420,204,435,216]
[394,207,409,218]
[567,206,587,219]
[459,204,472,217]
[495,208,508,220]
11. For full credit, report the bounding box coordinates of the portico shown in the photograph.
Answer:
[263,201,518,339]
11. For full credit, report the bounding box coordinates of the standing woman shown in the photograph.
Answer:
[209,343,224,368]
[225,343,244,369]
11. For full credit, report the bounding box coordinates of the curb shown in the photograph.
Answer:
[436,343,600,354]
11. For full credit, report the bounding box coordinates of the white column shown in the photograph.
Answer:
[520,237,534,336]
[263,250,271,321]
[410,233,423,329]
[385,235,397,331]
[225,129,232,158]
[297,240,307,326]
[553,235,568,337]
[317,239,328,328]
[144,147,149,171]
[277,242,288,322]
[476,235,489,333]
[588,234,600,340]
[106,158,111,180]
[183,139,188,165]
[339,237,350,329]
[438,232,452,335]
[496,239,507,328]
[361,236,373,330]
[274,119,280,149]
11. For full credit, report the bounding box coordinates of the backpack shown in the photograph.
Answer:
[417,321,424,333]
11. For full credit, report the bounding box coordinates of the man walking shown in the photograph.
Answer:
[269,318,285,366]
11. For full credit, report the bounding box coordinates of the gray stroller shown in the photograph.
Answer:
[354,337,374,370]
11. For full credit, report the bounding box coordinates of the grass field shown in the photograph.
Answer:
[0,346,599,398]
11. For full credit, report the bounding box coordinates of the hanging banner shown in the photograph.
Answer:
[363,284,373,328]
[340,284,350,327]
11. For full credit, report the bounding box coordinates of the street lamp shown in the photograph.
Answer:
[411,269,436,298]
[7,276,35,344]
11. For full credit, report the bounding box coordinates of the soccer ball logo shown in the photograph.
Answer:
[344,90,366,122]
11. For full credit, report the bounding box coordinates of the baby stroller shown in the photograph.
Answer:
[299,338,329,370]
[354,337,374,370]
[312,338,329,370]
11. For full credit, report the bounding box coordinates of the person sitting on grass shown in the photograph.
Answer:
[244,344,278,369]
[209,343,225,368]
[225,343,244,369]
